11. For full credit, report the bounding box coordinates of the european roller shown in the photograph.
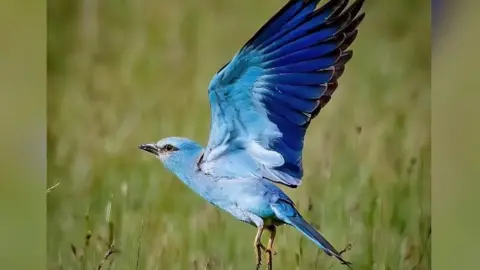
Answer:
[139,0,365,269]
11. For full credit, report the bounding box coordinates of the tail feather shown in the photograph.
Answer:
[271,201,352,268]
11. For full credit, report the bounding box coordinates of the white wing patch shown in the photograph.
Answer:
[246,141,284,168]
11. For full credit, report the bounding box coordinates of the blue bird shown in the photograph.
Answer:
[139,0,365,269]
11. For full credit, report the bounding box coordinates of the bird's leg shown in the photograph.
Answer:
[254,226,266,269]
[265,226,277,270]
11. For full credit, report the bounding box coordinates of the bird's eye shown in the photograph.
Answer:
[164,144,175,151]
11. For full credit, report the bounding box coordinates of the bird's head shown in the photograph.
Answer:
[138,137,203,171]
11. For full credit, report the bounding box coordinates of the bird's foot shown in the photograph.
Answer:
[258,243,278,256]
[266,249,274,270]
[267,248,278,256]
[257,242,267,252]
[255,242,265,269]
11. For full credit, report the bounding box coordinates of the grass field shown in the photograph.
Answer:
[47,0,430,269]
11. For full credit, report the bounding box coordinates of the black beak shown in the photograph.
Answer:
[138,144,159,155]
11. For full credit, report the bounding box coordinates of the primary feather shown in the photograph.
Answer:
[140,1,367,268]
[200,0,365,187]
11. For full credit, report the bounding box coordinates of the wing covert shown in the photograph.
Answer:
[200,0,365,187]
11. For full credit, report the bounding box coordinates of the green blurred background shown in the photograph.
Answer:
[47,0,430,269]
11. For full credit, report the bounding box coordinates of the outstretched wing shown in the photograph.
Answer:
[200,0,365,187]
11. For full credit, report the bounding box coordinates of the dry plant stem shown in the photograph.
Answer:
[412,226,431,269]
[135,220,144,270]
[80,230,92,270]
[96,248,117,270]
[46,182,61,194]
[97,217,118,270]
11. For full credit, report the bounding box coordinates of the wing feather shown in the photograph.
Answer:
[201,0,365,187]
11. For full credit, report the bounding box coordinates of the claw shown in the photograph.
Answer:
[254,226,278,269]
[258,243,267,252]
[255,245,263,269]
[266,249,274,270]
[265,248,278,256]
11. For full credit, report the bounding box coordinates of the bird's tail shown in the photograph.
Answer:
[271,201,352,268]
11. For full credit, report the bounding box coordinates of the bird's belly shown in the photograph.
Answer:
[213,191,277,221]
[219,201,278,226]
[204,177,286,224]
[235,195,276,218]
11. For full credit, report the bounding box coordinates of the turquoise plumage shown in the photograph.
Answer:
[139,0,365,269]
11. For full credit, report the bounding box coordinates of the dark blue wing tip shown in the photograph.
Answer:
[216,0,366,183]
[244,0,314,48]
